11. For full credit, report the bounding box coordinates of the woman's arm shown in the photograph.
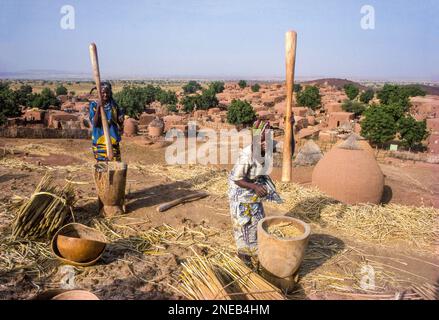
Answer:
[234,179,267,197]
[91,102,101,127]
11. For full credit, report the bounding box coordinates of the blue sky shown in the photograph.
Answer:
[0,0,438,80]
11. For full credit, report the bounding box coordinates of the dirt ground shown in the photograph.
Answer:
[0,138,438,300]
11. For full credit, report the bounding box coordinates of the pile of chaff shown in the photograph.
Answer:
[177,250,285,300]
[11,174,76,240]
[137,164,438,248]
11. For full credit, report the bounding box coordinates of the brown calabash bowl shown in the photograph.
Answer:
[51,223,107,266]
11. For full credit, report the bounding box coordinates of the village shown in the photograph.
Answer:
[1,75,438,300]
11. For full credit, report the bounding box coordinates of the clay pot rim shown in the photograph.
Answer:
[259,216,311,241]
[51,223,107,267]
[51,290,100,300]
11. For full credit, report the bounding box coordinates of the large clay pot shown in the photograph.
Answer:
[51,223,107,266]
[51,290,100,300]
[312,142,384,204]
[94,161,127,217]
[123,118,138,137]
[148,118,164,137]
[257,216,310,279]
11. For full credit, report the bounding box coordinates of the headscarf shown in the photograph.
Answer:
[89,81,113,98]
[252,119,270,137]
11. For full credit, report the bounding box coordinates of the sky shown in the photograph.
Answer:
[0,0,438,81]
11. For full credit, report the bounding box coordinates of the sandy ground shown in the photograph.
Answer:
[0,137,438,300]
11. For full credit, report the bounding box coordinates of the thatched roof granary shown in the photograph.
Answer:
[312,136,384,204]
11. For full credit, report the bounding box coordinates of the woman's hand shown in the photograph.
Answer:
[252,184,267,197]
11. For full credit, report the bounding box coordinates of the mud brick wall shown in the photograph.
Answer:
[0,127,91,139]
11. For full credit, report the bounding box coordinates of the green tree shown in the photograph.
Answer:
[377,84,410,108]
[181,89,219,112]
[359,89,374,104]
[238,80,247,89]
[31,88,59,109]
[208,81,225,94]
[114,86,148,118]
[55,85,68,96]
[166,104,178,113]
[397,116,429,150]
[182,81,202,94]
[199,89,219,110]
[158,90,177,105]
[226,99,256,125]
[251,83,261,92]
[341,100,367,117]
[294,83,302,93]
[181,95,199,113]
[0,82,21,117]
[344,84,360,100]
[401,85,426,98]
[361,105,397,146]
[296,86,321,110]
[15,85,33,106]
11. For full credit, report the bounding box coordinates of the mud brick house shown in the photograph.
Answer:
[47,111,79,128]
[324,102,343,113]
[139,113,156,126]
[292,107,308,117]
[23,109,46,123]
[328,112,354,129]
[427,118,439,154]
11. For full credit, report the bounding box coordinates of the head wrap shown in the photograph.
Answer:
[89,81,113,97]
[252,119,270,137]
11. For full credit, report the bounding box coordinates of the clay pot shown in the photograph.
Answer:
[52,290,100,300]
[148,125,163,137]
[123,118,138,137]
[148,118,164,137]
[312,144,384,204]
[94,161,127,217]
[32,289,99,300]
[257,216,310,279]
[51,223,107,266]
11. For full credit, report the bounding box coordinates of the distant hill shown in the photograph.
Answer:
[300,78,368,90]
[417,84,439,96]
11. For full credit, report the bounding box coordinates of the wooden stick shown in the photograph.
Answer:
[282,31,297,182]
[89,43,114,161]
[156,192,209,212]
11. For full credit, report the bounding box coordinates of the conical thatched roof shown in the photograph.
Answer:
[294,140,323,166]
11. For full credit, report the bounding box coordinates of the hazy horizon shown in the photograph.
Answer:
[1,0,438,81]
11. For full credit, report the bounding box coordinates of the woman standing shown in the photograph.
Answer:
[228,120,279,265]
[89,82,124,161]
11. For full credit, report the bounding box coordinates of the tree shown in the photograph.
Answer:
[226,99,256,125]
[401,85,426,98]
[208,81,225,94]
[296,85,321,110]
[361,105,397,146]
[181,89,219,112]
[238,80,247,89]
[359,89,374,104]
[166,104,178,113]
[397,116,429,150]
[377,84,410,108]
[0,82,21,118]
[31,88,59,109]
[182,81,202,94]
[158,90,177,105]
[294,83,302,93]
[114,86,148,118]
[344,84,360,100]
[199,89,219,110]
[341,100,367,117]
[251,83,260,92]
[55,85,68,96]
[181,95,199,113]
[15,85,33,106]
